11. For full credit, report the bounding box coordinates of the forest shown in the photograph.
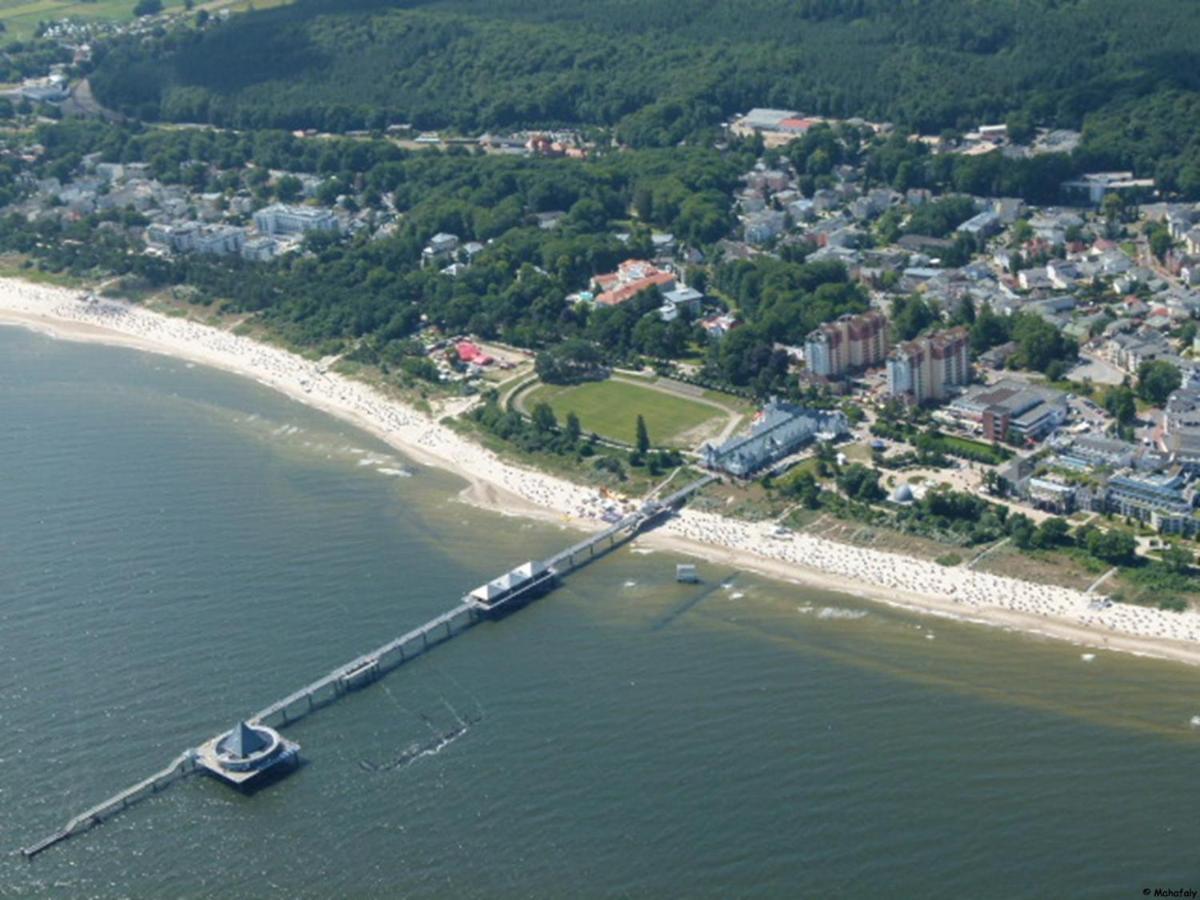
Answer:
[83,0,1200,192]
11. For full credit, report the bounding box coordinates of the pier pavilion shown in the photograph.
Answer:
[194,722,300,786]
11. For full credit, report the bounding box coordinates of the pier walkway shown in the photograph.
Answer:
[21,474,715,859]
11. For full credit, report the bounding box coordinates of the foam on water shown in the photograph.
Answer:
[816,607,869,620]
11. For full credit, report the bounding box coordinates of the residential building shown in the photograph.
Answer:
[1027,476,1078,514]
[700,313,738,340]
[146,222,246,257]
[421,232,460,266]
[253,203,339,238]
[956,210,1001,239]
[1104,330,1173,374]
[885,327,970,404]
[1105,469,1197,535]
[591,259,676,307]
[744,210,786,245]
[701,400,848,477]
[658,285,704,322]
[803,311,889,378]
[1060,435,1137,470]
[1163,388,1200,471]
[1062,172,1155,205]
[241,236,279,262]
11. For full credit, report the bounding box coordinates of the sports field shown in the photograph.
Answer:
[523,377,730,448]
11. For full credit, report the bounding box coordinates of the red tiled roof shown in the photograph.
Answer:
[595,271,675,306]
[456,341,493,364]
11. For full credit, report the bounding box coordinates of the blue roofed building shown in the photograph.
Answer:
[1105,469,1198,535]
[701,400,848,477]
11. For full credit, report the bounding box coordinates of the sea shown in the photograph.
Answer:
[1,325,1199,899]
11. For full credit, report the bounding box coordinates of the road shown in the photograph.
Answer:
[62,79,122,122]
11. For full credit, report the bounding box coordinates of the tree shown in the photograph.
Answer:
[275,174,303,202]
[1104,384,1137,426]
[1086,529,1138,565]
[1011,313,1075,373]
[970,302,1010,352]
[133,0,162,15]
[1005,111,1035,144]
[565,411,582,444]
[1044,358,1069,382]
[890,294,936,341]
[535,340,605,384]
[635,414,650,454]
[1162,545,1194,574]
[1102,193,1126,233]
[1007,512,1036,549]
[1136,359,1182,406]
[1033,516,1071,549]
[1149,224,1174,261]
[531,402,558,433]
[836,463,884,502]
[785,470,821,508]
[1010,219,1034,246]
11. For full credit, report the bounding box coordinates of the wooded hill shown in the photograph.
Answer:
[86,0,1200,191]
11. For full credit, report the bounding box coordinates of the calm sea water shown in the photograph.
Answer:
[2,326,1200,898]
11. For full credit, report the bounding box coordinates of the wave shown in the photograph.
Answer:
[816,607,868,621]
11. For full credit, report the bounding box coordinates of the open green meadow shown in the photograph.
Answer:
[523,377,729,448]
[0,0,185,41]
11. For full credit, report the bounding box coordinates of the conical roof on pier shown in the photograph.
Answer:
[227,721,270,758]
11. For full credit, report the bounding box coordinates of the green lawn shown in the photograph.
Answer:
[0,0,283,41]
[0,0,188,40]
[524,378,726,447]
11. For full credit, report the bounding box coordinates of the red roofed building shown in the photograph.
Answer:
[456,341,494,365]
[778,117,821,134]
[591,259,676,307]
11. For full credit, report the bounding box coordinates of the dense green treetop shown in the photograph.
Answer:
[80,0,1200,192]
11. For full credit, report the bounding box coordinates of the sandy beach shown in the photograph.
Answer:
[5,278,1200,667]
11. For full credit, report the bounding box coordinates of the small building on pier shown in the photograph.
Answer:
[194,721,299,787]
[468,560,556,613]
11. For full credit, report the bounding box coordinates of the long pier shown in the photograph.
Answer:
[21,473,715,859]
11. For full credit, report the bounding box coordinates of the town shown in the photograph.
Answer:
[2,27,1200,613]
[6,0,1200,892]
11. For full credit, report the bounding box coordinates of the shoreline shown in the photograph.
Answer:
[4,279,1200,668]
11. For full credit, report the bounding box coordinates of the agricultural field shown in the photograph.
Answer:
[0,0,178,40]
[521,376,735,448]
